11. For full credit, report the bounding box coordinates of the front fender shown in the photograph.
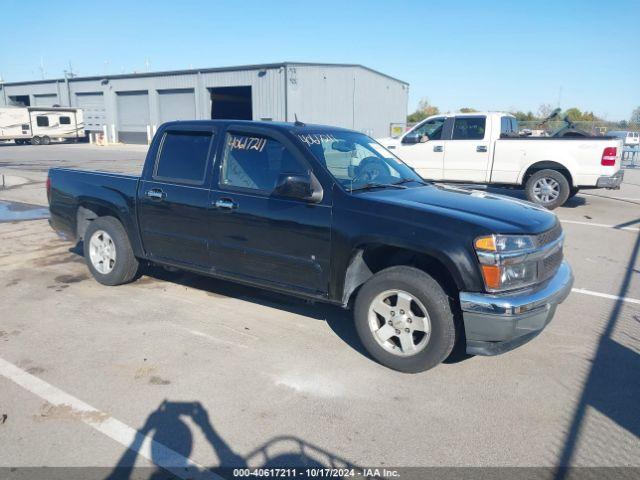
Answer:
[330,228,484,305]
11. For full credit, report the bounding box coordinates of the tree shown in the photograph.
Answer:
[631,106,640,124]
[537,103,554,119]
[458,107,478,113]
[407,98,439,123]
[564,107,584,122]
[564,107,600,122]
[512,111,536,121]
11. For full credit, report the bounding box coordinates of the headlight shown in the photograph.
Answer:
[475,234,535,253]
[474,234,538,292]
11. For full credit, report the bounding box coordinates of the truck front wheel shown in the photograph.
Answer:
[525,169,570,210]
[83,216,139,286]
[354,266,457,373]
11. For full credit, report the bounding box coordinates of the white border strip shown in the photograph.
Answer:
[560,219,639,232]
[572,288,640,305]
[0,356,222,480]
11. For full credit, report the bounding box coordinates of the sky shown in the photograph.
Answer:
[0,0,638,121]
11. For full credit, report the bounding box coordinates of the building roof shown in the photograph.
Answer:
[0,62,408,87]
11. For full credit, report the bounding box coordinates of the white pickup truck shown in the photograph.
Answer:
[379,112,624,209]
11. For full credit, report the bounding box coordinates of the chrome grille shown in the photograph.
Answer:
[535,223,564,281]
[539,247,563,281]
[534,223,562,247]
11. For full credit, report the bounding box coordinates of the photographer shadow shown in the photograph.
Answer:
[105,400,348,480]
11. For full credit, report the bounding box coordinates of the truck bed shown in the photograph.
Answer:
[490,137,622,186]
[499,136,615,140]
[48,168,141,249]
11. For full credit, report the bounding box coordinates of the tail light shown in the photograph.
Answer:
[46,176,51,203]
[601,147,617,166]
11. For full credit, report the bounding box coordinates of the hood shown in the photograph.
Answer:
[377,137,401,147]
[358,183,557,234]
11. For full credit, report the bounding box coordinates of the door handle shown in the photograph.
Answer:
[214,198,238,210]
[433,145,443,152]
[145,188,166,201]
[476,145,488,152]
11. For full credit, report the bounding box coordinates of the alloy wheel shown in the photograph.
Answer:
[367,289,431,356]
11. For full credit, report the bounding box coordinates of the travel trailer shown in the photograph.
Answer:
[0,106,85,144]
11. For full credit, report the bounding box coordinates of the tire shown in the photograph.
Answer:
[14,140,23,145]
[354,266,457,373]
[31,136,41,145]
[568,187,580,199]
[41,135,51,145]
[83,216,139,286]
[525,169,570,210]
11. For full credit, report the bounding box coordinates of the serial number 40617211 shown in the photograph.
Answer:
[232,468,360,477]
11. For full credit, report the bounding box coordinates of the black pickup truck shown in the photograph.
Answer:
[48,120,573,372]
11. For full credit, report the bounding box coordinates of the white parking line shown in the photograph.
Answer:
[571,288,640,305]
[0,356,222,480]
[559,219,640,232]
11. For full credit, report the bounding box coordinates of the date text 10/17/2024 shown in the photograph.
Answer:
[232,468,401,478]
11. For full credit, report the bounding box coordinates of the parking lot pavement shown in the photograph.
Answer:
[0,146,638,473]
[0,143,147,206]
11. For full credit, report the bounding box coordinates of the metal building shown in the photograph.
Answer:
[0,62,408,143]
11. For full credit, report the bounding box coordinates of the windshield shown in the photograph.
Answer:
[297,131,424,192]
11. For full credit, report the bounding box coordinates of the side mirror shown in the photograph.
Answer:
[273,173,323,203]
[402,133,424,144]
[331,140,355,153]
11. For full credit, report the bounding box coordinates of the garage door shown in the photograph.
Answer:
[75,92,106,131]
[158,89,196,125]
[33,94,58,107]
[116,91,150,144]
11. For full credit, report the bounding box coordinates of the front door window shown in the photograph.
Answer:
[410,117,445,141]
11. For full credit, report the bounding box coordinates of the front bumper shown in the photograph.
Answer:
[459,261,574,356]
[596,170,624,189]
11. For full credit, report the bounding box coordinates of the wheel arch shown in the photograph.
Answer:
[76,204,119,240]
[520,160,575,187]
[75,200,142,256]
[341,243,464,307]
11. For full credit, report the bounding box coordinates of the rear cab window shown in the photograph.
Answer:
[452,116,486,140]
[500,116,518,137]
[153,130,214,184]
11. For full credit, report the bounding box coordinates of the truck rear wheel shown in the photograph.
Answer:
[31,136,41,145]
[354,266,457,373]
[83,216,139,286]
[41,135,51,145]
[525,169,570,210]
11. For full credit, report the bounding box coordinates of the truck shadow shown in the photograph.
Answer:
[69,242,471,366]
[69,244,370,361]
[137,264,472,366]
[104,399,357,480]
